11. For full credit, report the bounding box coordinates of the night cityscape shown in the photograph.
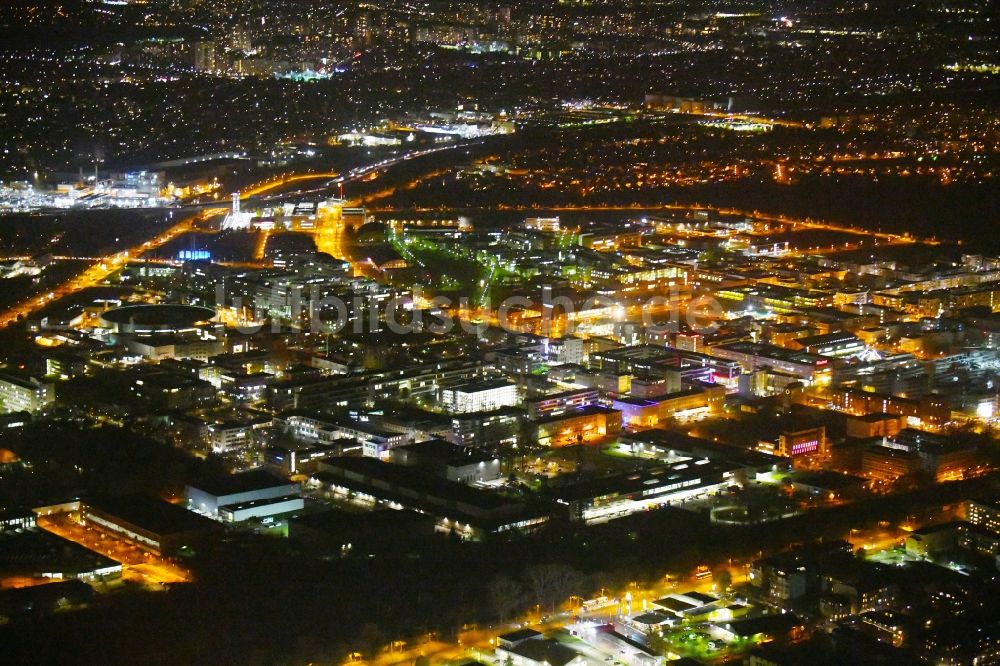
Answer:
[0,0,999,664]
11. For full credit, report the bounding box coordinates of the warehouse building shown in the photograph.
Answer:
[185,470,303,523]
[310,457,548,538]
[83,495,222,555]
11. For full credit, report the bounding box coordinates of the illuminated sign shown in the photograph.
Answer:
[790,440,819,456]
[178,250,211,261]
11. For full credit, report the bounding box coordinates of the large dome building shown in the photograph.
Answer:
[99,304,217,336]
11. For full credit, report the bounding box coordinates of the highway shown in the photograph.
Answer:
[204,140,476,209]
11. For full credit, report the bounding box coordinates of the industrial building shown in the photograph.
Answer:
[448,407,522,448]
[185,470,303,523]
[861,429,977,482]
[0,528,122,583]
[310,457,548,538]
[82,495,223,556]
[757,425,828,458]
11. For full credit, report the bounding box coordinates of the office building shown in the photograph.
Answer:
[0,374,55,414]
[441,379,518,413]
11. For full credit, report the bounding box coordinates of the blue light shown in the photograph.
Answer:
[178,250,212,261]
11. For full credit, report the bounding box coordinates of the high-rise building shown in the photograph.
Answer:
[194,41,218,73]
[230,28,252,54]
[354,11,372,45]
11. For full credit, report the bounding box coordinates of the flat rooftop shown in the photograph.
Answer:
[188,470,297,498]
[498,628,543,643]
[612,387,707,407]
[718,613,803,638]
[316,458,514,512]
[714,341,828,366]
[797,332,862,347]
[395,439,498,466]
[550,458,738,503]
[0,528,120,577]
[218,495,303,515]
[445,378,516,394]
[290,508,435,536]
[531,404,620,425]
[101,303,215,328]
[85,494,219,536]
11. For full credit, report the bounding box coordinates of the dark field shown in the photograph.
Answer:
[0,209,175,257]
